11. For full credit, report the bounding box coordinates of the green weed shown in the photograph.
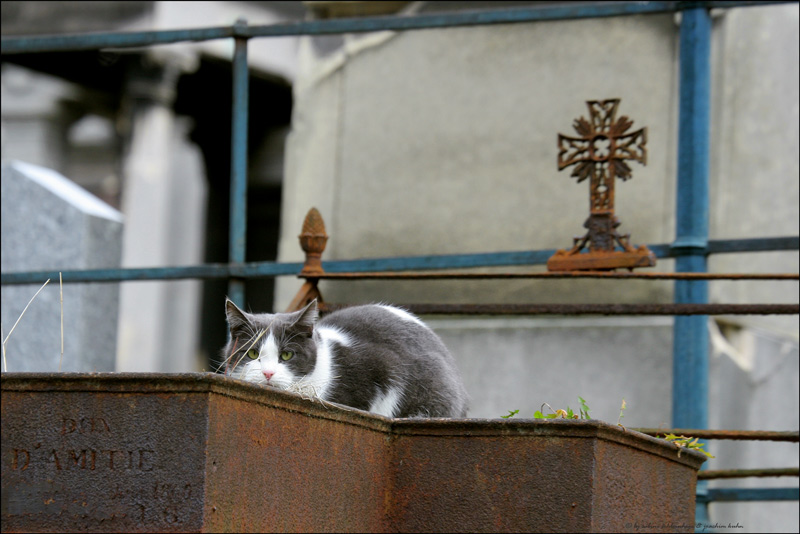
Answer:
[501,397,714,459]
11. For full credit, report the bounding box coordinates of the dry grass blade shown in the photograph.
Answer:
[218,327,269,375]
[285,377,340,409]
[232,328,268,371]
[2,279,51,372]
[59,272,64,372]
[1,323,5,373]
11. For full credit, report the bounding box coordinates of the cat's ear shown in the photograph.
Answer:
[292,299,319,336]
[225,298,249,331]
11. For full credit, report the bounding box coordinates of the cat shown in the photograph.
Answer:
[221,298,469,418]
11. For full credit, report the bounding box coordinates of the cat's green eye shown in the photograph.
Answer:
[280,351,293,361]
[246,348,259,360]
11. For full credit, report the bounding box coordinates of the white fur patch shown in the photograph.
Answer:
[317,326,352,347]
[298,326,350,400]
[263,333,279,361]
[379,305,427,328]
[258,333,287,383]
[369,385,403,418]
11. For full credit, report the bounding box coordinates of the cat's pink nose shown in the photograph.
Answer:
[263,370,274,380]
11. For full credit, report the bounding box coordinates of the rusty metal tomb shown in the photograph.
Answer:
[548,99,657,271]
[2,373,705,533]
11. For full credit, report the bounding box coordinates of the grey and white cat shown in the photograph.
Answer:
[222,299,468,418]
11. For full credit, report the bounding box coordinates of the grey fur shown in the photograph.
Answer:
[222,299,468,418]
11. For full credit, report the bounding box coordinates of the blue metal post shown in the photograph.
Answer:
[228,20,249,307]
[672,7,712,528]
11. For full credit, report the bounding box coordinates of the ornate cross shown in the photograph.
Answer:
[547,99,656,271]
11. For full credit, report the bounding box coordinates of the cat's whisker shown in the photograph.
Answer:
[218,337,239,374]
[216,344,242,375]
[221,328,269,376]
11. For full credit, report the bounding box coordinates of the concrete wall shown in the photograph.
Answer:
[277,9,681,308]
[276,4,798,532]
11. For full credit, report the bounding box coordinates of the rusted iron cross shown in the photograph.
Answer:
[547,99,656,271]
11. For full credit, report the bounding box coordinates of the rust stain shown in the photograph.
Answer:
[2,373,705,533]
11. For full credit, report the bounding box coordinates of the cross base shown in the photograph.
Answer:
[547,213,657,271]
[547,246,657,271]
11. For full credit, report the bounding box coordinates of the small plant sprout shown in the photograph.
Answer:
[617,398,627,429]
[529,399,592,420]
[579,396,591,419]
[498,398,714,461]
[660,433,715,459]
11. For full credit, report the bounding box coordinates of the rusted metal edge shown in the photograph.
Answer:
[390,417,708,469]
[633,428,800,442]
[0,372,394,434]
[318,303,799,316]
[1,373,705,469]
[698,468,800,480]
[311,271,799,280]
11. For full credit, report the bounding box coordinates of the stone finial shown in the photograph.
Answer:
[298,207,328,276]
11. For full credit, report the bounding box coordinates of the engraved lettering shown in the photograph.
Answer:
[61,416,111,435]
[47,449,62,470]
[110,484,125,499]
[139,449,154,472]
[12,448,30,470]
[30,447,153,471]
[68,449,87,469]
[91,417,111,433]
[61,417,78,435]
[103,449,121,470]
[164,506,180,524]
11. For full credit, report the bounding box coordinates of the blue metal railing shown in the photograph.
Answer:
[674,9,713,521]
[228,21,250,307]
[1,1,789,54]
[1,236,797,285]
[1,0,797,517]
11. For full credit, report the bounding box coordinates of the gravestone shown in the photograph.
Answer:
[1,160,123,372]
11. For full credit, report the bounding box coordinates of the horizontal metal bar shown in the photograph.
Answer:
[707,236,799,254]
[699,468,799,480]
[1,26,233,54]
[633,429,799,441]
[323,250,556,272]
[318,303,799,316]
[2,237,797,285]
[314,272,799,280]
[0,262,303,285]
[1,1,793,54]
[699,487,800,503]
[649,236,799,257]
